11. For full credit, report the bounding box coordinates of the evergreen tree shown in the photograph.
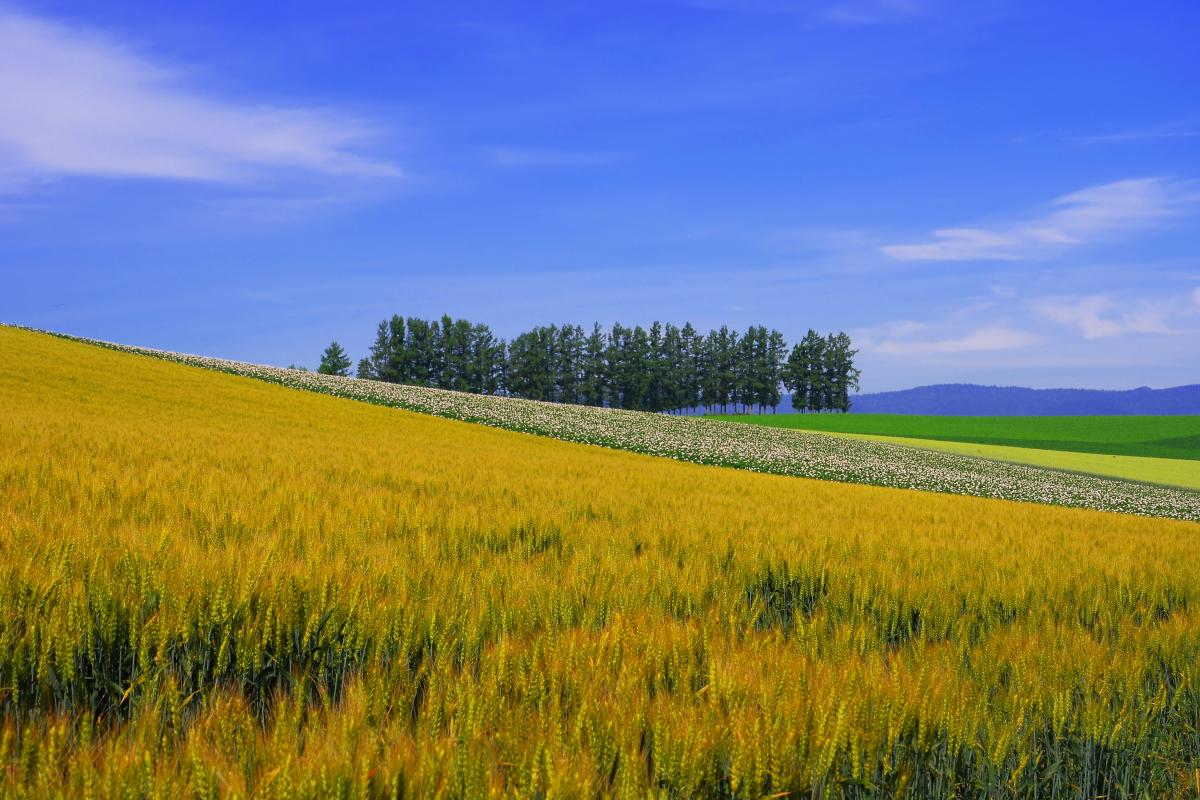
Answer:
[662,323,683,413]
[766,329,786,412]
[405,317,436,386]
[468,323,503,394]
[605,323,628,408]
[701,329,720,413]
[507,325,557,401]
[811,331,830,412]
[648,321,665,412]
[445,316,474,392]
[349,313,858,415]
[365,320,389,381]
[784,339,808,412]
[317,341,352,376]
[385,315,407,383]
[606,323,652,410]
[581,323,608,407]
[537,325,558,401]
[827,331,861,412]
[629,325,653,410]
[505,330,536,399]
[496,339,509,395]
[679,322,700,414]
[721,327,738,413]
[556,324,584,405]
[733,327,753,413]
[786,329,824,412]
[429,317,447,389]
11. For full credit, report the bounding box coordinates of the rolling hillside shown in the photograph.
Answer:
[845,383,1200,415]
[5,326,1200,796]
[32,326,1200,520]
[715,412,1200,460]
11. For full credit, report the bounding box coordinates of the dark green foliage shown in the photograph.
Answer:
[317,341,351,376]
[345,314,859,414]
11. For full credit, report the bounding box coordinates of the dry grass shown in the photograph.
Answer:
[2,326,1199,798]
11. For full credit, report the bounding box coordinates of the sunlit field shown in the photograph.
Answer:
[35,328,1200,521]
[713,413,1200,491]
[713,412,1200,460]
[798,431,1200,491]
[4,326,1200,798]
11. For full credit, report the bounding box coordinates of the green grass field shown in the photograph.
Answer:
[711,413,1200,460]
[820,431,1200,491]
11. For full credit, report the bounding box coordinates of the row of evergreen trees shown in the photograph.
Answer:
[318,314,860,413]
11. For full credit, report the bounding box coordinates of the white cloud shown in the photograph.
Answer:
[872,325,1039,355]
[881,227,1023,261]
[1030,294,1173,339]
[882,178,1197,261]
[0,11,399,187]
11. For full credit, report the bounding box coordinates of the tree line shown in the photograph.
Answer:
[318,314,860,413]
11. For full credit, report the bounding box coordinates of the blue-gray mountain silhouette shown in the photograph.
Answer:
[843,384,1200,415]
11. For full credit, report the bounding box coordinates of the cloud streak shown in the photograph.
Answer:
[668,0,925,25]
[1027,297,1185,340]
[881,178,1197,261]
[858,319,1039,355]
[1074,127,1200,145]
[0,11,399,187]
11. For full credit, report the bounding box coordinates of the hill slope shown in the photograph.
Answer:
[846,383,1200,415]
[714,412,1200,461]
[4,327,1200,796]
[29,327,1200,520]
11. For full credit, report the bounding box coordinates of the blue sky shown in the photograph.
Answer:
[2,0,1198,392]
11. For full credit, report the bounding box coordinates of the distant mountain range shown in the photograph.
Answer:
[840,383,1200,416]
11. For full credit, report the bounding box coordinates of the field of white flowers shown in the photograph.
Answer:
[44,328,1200,522]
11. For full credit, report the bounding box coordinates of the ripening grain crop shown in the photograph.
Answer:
[2,326,1200,798]
[37,327,1200,521]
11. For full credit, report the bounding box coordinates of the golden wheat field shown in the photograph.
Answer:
[2,325,1200,799]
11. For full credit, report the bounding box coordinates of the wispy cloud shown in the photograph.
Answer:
[1030,293,1195,339]
[485,147,625,168]
[668,0,925,25]
[1072,126,1200,145]
[0,10,399,188]
[881,177,1198,261]
[857,318,1039,355]
[871,325,1038,354]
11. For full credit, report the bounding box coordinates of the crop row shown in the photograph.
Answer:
[4,325,1200,797]
[45,329,1200,522]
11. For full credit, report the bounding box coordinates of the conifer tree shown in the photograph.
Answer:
[581,323,608,407]
[827,331,861,412]
[767,328,786,412]
[365,320,390,381]
[385,315,407,383]
[317,341,352,376]
[701,329,720,413]
[556,324,584,405]
[680,322,700,414]
[348,313,858,415]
